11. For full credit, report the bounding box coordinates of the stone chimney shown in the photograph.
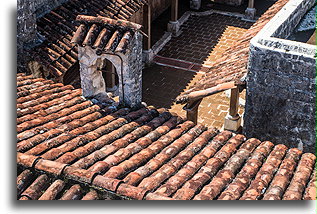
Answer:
[71,15,143,109]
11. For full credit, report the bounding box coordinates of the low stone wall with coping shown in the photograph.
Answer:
[244,0,316,152]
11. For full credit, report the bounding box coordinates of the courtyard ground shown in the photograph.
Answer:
[143,12,252,129]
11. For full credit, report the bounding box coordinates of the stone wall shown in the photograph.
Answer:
[17,0,68,72]
[244,0,316,152]
[122,32,143,108]
[78,32,143,109]
[17,0,37,72]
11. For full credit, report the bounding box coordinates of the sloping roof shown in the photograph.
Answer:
[31,0,147,81]
[175,0,290,104]
[17,169,114,200]
[71,15,141,54]
[17,73,316,200]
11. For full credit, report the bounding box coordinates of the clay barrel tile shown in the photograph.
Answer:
[218,141,274,200]
[240,144,288,200]
[82,24,99,47]
[262,148,303,200]
[116,183,148,200]
[145,193,175,200]
[104,121,194,179]
[59,184,82,200]
[21,0,147,79]
[134,124,206,187]
[303,170,316,200]
[38,179,65,200]
[72,149,109,169]
[155,130,232,197]
[138,129,217,191]
[93,28,112,50]
[194,138,261,200]
[17,152,42,168]
[71,24,87,44]
[88,161,110,175]
[92,175,122,192]
[283,153,316,200]
[19,196,30,200]
[104,30,121,52]
[20,174,50,200]
[81,190,99,200]
[63,166,97,184]
[172,134,245,200]
[115,31,132,53]
[34,159,68,176]
[17,169,34,196]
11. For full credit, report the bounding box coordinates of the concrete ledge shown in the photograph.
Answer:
[252,0,315,53]
[224,114,242,132]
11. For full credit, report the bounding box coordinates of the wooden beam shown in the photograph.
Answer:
[171,0,179,22]
[143,4,151,50]
[176,81,236,104]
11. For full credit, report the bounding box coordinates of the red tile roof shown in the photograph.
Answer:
[175,0,290,104]
[71,15,141,54]
[17,169,120,200]
[31,0,147,82]
[16,73,316,200]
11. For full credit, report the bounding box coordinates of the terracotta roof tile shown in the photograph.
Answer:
[193,138,261,200]
[59,184,83,200]
[218,141,274,200]
[175,0,290,104]
[303,170,316,200]
[239,144,289,200]
[17,169,35,196]
[19,174,50,200]
[81,189,99,200]
[38,179,66,200]
[16,74,316,200]
[16,169,118,200]
[29,0,147,81]
[262,148,303,200]
[282,153,316,200]
[71,15,140,55]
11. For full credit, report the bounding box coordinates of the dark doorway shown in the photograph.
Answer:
[101,59,119,95]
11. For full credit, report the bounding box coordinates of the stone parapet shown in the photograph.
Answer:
[244,0,316,152]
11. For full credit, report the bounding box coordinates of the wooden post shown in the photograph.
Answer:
[171,0,179,22]
[224,87,241,132]
[245,0,256,19]
[248,0,255,8]
[229,87,239,118]
[184,99,202,124]
[143,4,151,50]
